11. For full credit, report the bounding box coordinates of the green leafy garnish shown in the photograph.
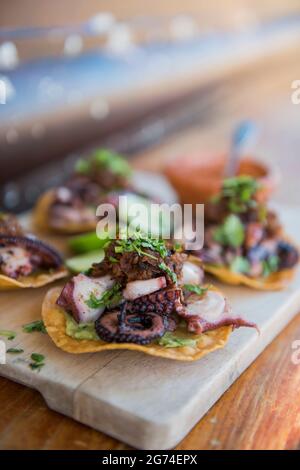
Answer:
[6,348,24,354]
[29,352,45,372]
[31,353,45,363]
[183,284,208,296]
[75,158,90,174]
[158,262,177,283]
[0,329,16,340]
[213,175,260,213]
[115,231,168,260]
[22,320,46,334]
[86,283,122,309]
[75,149,132,178]
[262,255,279,277]
[213,214,245,248]
[230,256,251,274]
[29,362,45,371]
[158,332,197,348]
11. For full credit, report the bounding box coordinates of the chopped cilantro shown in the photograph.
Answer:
[6,348,24,354]
[76,149,132,178]
[31,353,45,363]
[230,256,251,274]
[262,255,279,277]
[213,214,245,248]
[22,320,46,334]
[213,175,260,213]
[158,262,177,283]
[0,329,16,340]
[86,283,122,309]
[29,362,45,372]
[29,352,45,372]
[183,284,208,296]
[115,231,168,260]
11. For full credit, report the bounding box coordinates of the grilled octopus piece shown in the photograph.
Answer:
[95,310,167,345]
[126,287,184,316]
[0,235,63,279]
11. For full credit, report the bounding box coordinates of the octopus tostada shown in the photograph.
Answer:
[0,213,67,289]
[42,232,256,361]
[34,149,145,234]
[198,175,299,290]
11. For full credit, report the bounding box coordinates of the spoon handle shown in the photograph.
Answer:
[224,120,258,178]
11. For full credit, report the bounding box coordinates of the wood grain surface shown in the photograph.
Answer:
[0,314,299,450]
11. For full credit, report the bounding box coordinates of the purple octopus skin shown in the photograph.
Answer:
[56,279,76,316]
[95,310,167,345]
[0,235,63,279]
[125,287,184,317]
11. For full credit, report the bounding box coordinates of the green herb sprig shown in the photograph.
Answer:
[75,149,132,178]
[6,348,24,354]
[86,283,122,310]
[0,329,16,340]
[158,262,177,283]
[213,214,245,248]
[115,231,168,260]
[213,175,260,214]
[22,320,46,334]
[183,284,208,296]
[29,353,45,372]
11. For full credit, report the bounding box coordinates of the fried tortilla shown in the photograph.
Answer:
[34,190,96,234]
[42,287,232,361]
[203,263,295,290]
[0,267,68,290]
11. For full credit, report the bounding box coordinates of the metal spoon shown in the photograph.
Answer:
[224,120,258,178]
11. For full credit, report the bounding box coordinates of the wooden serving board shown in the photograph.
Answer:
[0,203,300,450]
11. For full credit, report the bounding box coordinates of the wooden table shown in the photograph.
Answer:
[1,21,300,450]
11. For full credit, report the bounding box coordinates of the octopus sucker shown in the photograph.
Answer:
[95,310,166,345]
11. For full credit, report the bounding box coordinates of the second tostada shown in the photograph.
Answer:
[0,213,67,290]
[199,176,299,290]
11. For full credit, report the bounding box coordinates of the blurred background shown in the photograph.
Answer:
[1,0,300,213]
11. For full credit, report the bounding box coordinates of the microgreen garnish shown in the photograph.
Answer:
[75,149,132,178]
[29,353,45,372]
[6,348,24,354]
[31,353,45,363]
[174,242,183,252]
[262,255,279,277]
[0,330,16,340]
[158,262,177,283]
[22,320,47,334]
[114,232,168,260]
[213,175,260,213]
[230,256,251,274]
[213,214,245,248]
[86,283,122,309]
[158,332,197,348]
[183,284,208,296]
[29,362,45,371]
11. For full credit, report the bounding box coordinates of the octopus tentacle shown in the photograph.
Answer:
[95,310,166,345]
